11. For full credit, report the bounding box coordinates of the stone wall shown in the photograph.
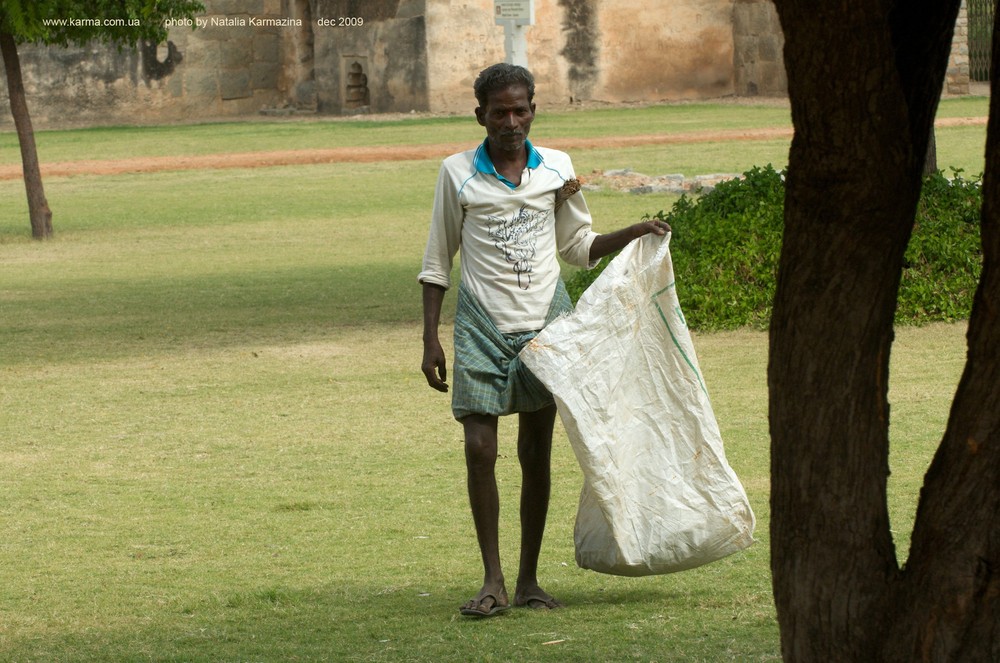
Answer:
[0,0,292,128]
[176,0,290,115]
[732,0,785,96]
[947,1,971,95]
[0,0,981,128]
[595,0,734,101]
[731,0,974,98]
[424,0,735,113]
[309,0,429,114]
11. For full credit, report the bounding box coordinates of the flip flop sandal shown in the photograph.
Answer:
[459,593,510,617]
[517,596,562,610]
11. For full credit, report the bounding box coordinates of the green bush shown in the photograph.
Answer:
[565,165,983,331]
[898,170,984,321]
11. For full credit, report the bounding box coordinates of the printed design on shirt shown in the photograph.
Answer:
[487,204,547,290]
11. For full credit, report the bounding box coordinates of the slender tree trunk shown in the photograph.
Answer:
[768,0,965,659]
[881,8,1000,658]
[0,29,53,240]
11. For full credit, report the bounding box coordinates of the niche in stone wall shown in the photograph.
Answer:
[343,57,371,112]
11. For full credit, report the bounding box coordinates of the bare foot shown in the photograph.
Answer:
[513,584,562,610]
[459,585,510,617]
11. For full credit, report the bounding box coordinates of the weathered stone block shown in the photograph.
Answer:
[732,4,751,30]
[175,35,215,68]
[195,22,234,41]
[220,40,253,69]
[220,70,251,99]
[165,73,185,97]
[732,43,750,67]
[759,61,787,94]
[740,64,761,96]
[188,71,220,98]
[294,80,317,106]
[749,5,774,35]
[948,80,971,95]
[215,0,263,14]
[758,35,782,62]
[253,33,281,63]
[251,62,281,89]
[398,0,424,19]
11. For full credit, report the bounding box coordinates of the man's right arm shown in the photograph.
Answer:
[420,157,465,393]
[421,282,448,392]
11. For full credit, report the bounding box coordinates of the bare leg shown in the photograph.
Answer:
[460,413,509,615]
[514,404,563,609]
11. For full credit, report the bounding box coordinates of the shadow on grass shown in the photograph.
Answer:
[2,579,777,662]
[2,261,456,366]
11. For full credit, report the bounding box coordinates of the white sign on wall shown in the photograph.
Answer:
[494,0,535,26]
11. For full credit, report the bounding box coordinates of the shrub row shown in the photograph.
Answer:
[565,165,983,331]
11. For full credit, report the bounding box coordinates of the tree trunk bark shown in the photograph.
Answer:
[924,128,938,176]
[0,29,53,240]
[880,8,1000,659]
[768,0,965,660]
[768,7,913,654]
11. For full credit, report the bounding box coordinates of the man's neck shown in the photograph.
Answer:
[486,143,527,183]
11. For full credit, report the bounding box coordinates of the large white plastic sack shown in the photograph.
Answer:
[520,234,755,576]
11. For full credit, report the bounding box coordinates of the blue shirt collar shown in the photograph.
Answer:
[474,139,542,189]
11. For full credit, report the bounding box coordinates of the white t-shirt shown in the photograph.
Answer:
[418,140,598,333]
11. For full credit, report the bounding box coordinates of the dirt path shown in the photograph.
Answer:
[0,116,986,181]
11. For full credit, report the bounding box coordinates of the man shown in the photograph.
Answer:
[418,63,669,617]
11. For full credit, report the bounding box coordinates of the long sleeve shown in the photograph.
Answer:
[418,159,466,289]
[554,185,599,269]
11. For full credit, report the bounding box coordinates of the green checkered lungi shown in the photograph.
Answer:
[451,280,573,421]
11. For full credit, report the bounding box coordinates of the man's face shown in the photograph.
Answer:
[475,84,536,157]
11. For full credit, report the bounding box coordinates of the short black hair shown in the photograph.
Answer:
[473,63,535,106]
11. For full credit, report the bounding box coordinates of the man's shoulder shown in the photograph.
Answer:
[533,145,573,167]
[436,148,479,188]
[532,144,570,159]
[441,146,479,172]
[531,145,575,179]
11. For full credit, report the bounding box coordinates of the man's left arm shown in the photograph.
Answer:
[551,165,670,266]
[588,220,671,261]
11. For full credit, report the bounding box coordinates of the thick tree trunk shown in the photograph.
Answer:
[768,1,966,660]
[0,30,53,240]
[768,7,914,655]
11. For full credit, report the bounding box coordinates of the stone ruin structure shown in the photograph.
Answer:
[0,0,977,128]
[732,0,973,97]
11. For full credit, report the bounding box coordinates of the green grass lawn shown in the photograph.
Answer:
[0,101,799,163]
[0,101,977,661]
